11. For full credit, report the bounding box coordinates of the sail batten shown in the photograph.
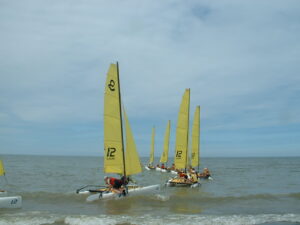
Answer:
[174,89,190,170]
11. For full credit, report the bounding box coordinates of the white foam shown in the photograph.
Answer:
[0,211,59,225]
[154,194,170,201]
[65,215,117,225]
[63,214,300,225]
[1,212,300,225]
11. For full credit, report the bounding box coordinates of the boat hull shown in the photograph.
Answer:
[145,166,156,170]
[0,196,22,208]
[170,170,178,175]
[86,184,160,202]
[166,178,200,188]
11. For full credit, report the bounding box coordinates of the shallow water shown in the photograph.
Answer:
[0,155,299,225]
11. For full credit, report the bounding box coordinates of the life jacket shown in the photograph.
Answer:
[109,177,122,186]
[179,172,187,178]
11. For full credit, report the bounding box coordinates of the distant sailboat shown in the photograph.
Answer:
[0,159,22,208]
[76,62,159,200]
[0,160,5,178]
[191,106,200,171]
[145,127,156,170]
[190,106,212,180]
[157,120,171,172]
[166,89,200,187]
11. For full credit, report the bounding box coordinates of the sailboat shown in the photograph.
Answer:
[145,127,156,170]
[0,159,22,208]
[166,89,200,187]
[191,106,200,172]
[76,62,159,201]
[190,106,212,180]
[157,120,171,173]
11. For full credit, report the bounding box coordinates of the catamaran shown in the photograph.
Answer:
[0,159,22,208]
[190,106,212,180]
[166,89,200,187]
[145,127,156,170]
[76,63,159,201]
[156,120,171,173]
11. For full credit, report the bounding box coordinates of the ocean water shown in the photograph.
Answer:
[0,155,299,225]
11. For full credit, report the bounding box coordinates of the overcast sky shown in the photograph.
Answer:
[0,0,299,157]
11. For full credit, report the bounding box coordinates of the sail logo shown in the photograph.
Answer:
[108,80,115,91]
[176,150,182,159]
[106,147,116,160]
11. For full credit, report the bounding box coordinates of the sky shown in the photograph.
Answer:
[0,0,300,157]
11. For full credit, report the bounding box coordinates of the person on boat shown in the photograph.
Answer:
[104,176,125,194]
[121,175,135,185]
[178,171,188,180]
[198,168,211,179]
[204,168,211,178]
[170,163,175,170]
[188,166,195,173]
[147,163,154,169]
[156,164,160,168]
[161,163,165,169]
[189,171,198,183]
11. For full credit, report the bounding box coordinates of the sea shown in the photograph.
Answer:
[0,155,299,225]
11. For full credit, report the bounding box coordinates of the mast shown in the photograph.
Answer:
[185,88,190,172]
[116,62,126,178]
[198,106,200,172]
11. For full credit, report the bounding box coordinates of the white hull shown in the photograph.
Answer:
[144,166,151,170]
[77,190,90,195]
[0,190,7,196]
[171,170,178,175]
[0,196,22,208]
[86,184,160,202]
[155,167,167,173]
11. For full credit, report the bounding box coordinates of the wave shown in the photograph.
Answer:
[166,192,300,203]
[1,212,300,225]
[19,191,87,203]
[17,191,300,204]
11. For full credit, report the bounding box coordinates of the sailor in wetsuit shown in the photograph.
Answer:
[104,176,124,194]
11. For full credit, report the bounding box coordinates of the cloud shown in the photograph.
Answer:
[0,0,300,156]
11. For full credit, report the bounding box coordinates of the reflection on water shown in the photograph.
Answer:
[105,198,133,215]
[168,187,203,214]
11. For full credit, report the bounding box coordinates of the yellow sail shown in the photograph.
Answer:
[191,106,200,168]
[174,89,190,170]
[149,127,155,165]
[160,120,171,164]
[0,159,5,176]
[124,107,142,175]
[103,63,124,174]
